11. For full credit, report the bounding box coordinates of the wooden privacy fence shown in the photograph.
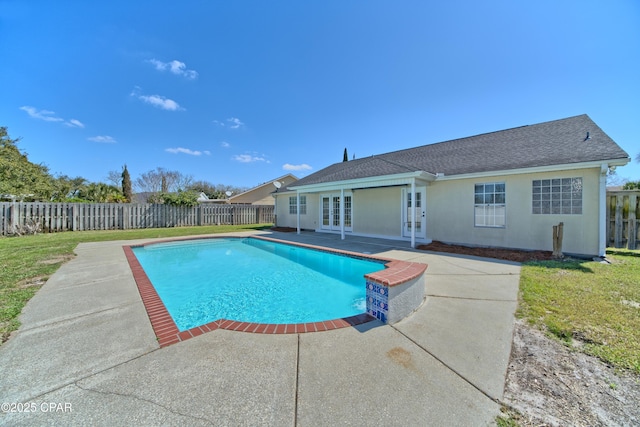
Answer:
[0,202,274,236]
[607,190,640,250]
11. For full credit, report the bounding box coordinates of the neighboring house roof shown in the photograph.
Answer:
[289,114,630,188]
[228,173,298,204]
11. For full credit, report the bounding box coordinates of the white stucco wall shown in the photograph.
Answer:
[426,167,602,256]
[274,193,319,230]
[353,187,402,236]
[277,188,402,234]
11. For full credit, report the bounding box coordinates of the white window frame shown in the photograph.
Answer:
[289,195,306,215]
[474,182,506,228]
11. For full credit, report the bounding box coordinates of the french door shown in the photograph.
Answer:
[403,187,426,238]
[321,193,352,231]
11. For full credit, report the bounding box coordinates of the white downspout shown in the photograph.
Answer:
[340,188,345,240]
[598,164,608,257]
[296,190,301,235]
[411,180,416,248]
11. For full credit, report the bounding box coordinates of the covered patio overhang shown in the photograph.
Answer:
[288,170,437,248]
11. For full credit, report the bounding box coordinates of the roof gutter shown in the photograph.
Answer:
[288,170,436,192]
[432,158,630,181]
[285,157,629,192]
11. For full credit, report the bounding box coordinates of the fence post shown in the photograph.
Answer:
[8,202,16,233]
[614,195,624,248]
[71,204,78,231]
[552,222,564,258]
[628,194,637,250]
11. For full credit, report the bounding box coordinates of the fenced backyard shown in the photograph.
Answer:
[0,202,274,236]
[607,190,640,250]
[3,194,638,247]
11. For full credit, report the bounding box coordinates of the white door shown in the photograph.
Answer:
[403,187,426,238]
[320,193,352,231]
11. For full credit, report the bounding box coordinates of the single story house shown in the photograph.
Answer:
[273,115,630,257]
[227,174,298,205]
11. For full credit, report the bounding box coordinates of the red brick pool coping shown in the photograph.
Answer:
[122,235,427,347]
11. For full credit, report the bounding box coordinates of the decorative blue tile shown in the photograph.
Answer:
[366,280,389,323]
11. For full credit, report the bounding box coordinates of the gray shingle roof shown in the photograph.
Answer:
[290,114,629,188]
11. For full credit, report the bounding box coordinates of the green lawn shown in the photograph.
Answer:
[517,248,640,374]
[0,224,271,343]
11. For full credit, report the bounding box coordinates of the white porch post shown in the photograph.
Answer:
[296,190,301,235]
[411,180,416,248]
[273,194,278,227]
[598,164,608,256]
[340,188,345,240]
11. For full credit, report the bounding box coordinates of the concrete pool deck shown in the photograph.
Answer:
[0,231,521,426]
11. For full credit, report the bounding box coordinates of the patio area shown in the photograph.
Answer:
[0,230,521,426]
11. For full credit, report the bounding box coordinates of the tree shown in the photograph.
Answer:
[187,181,247,199]
[51,175,88,201]
[188,180,218,198]
[623,181,640,190]
[160,190,199,206]
[106,170,122,187]
[343,148,348,162]
[134,167,193,194]
[0,127,54,200]
[121,165,132,203]
[77,183,125,203]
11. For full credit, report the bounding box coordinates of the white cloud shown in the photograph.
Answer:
[283,163,312,171]
[165,147,209,156]
[220,141,230,148]
[233,153,268,163]
[213,117,245,129]
[19,106,64,122]
[139,94,182,111]
[130,88,183,111]
[227,117,244,129]
[147,59,198,79]
[66,119,85,128]
[88,135,117,143]
[20,106,86,129]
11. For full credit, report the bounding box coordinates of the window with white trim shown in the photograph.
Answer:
[289,195,306,215]
[474,182,505,227]
[532,178,582,214]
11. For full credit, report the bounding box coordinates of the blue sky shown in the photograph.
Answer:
[2,0,639,189]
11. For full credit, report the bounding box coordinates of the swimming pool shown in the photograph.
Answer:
[131,237,386,331]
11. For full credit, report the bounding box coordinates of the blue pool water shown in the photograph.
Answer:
[132,238,386,331]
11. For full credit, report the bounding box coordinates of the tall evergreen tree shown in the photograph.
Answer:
[121,165,132,202]
[343,148,348,162]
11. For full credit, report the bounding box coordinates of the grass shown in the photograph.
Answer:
[517,248,640,374]
[0,224,272,343]
[496,406,524,427]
